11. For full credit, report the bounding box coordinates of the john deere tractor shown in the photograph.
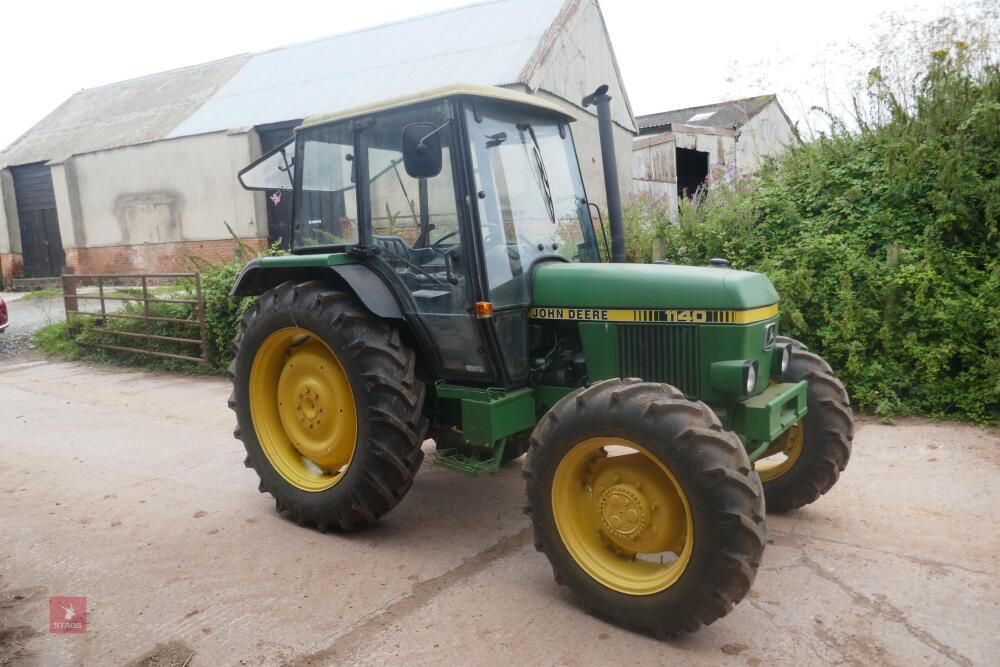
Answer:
[230,84,853,636]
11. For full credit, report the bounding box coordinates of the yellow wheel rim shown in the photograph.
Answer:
[551,438,694,596]
[755,421,804,483]
[249,327,358,492]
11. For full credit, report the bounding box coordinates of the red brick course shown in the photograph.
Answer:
[63,238,268,276]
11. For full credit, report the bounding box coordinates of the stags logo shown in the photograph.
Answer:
[49,596,87,634]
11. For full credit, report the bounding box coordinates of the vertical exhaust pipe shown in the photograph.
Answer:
[582,84,625,263]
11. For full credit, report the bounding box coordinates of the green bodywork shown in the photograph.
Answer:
[435,384,536,446]
[255,254,361,268]
[430,262,800,464]
[532,263,779,310]
[735,381,808,445]
[534,262,782,403]
[243,253,803,470]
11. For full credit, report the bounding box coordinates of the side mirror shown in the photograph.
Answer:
[402,122,443,179]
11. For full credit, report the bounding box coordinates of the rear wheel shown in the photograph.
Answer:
[524,379,766,637]
[229,281,426,530]
[755,336,853,512]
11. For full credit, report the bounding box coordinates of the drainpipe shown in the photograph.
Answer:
[582,85,625,263]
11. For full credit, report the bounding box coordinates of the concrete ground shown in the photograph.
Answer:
[0,359,997,666]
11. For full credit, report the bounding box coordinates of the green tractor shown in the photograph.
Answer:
[230,84,853,636]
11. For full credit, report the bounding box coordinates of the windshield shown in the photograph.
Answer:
[466,106,599,308]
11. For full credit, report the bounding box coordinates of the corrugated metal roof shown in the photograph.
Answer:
[169,0,567,138]
[636,95,777,134]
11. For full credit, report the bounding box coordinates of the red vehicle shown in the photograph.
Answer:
[0,295,8,333]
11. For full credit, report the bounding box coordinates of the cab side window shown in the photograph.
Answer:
[293,123,358,249]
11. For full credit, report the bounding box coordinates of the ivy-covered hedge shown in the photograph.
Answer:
[628,46,999,422]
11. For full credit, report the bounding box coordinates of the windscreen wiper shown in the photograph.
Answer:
[519,124,556,226]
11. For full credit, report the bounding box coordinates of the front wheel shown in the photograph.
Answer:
[755,336,854,512]
[524,379,766,637]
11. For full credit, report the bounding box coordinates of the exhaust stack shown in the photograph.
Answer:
[582,85,625,263]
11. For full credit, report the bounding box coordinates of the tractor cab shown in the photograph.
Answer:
[240,85,602,386]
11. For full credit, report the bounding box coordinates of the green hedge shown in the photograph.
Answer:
[629,46,999,422]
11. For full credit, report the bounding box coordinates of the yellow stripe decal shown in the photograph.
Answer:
[528,304,778,325]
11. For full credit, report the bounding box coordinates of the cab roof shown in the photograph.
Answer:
[298,84,575,131]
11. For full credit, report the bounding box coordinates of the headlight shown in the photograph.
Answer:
[710,359,761,395]
[745,361,758,393]
[773,342,792,376]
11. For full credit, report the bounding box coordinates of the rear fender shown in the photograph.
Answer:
[230,260,403,320]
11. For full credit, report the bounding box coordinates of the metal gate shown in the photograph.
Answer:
[11,163,65,278]
[62,272,208,364]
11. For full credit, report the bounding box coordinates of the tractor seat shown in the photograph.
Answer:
[373,235,411,261]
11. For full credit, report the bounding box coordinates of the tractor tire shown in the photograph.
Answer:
[524,379,766,637]
[229,281,426,531]
[756,336,853,512]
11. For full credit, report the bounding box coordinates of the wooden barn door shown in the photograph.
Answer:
[12,163,65,278]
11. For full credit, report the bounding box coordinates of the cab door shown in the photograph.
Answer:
[462,103,599,386]
[358,102,494,382]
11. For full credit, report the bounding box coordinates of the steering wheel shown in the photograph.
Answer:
[429,230,460,253]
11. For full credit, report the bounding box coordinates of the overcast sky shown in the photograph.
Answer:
[0,0,955,149]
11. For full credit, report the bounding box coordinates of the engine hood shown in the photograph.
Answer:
[531,262,778,311]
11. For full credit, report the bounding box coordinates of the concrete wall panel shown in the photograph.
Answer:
[536,90,633,208]
[528,0,636,134]
[70,132,258,248]
[49,163,79,248]
[735,101,797,173]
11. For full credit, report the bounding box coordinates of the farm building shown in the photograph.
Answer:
[0,0,636,286]
[631,95,796,218]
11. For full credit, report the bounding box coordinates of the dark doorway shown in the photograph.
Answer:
[256,121,301,250]
[676,147,709,199]
[11,163,64,278]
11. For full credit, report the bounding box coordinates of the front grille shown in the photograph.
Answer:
[618,324,700,397]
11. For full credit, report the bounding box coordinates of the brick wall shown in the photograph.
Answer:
[64,238,268,276]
